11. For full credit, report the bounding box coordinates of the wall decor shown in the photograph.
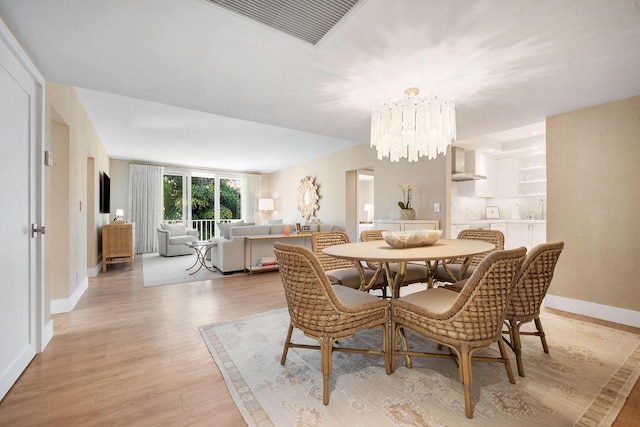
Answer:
[297,176,319,220]
[486,206,500,219]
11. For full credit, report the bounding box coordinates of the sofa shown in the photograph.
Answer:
[157,223,199,256]
[208,222,337,274]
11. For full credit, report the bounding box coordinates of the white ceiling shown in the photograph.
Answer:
[1,0,639,172]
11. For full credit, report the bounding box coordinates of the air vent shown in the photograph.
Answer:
[205,0,361,45]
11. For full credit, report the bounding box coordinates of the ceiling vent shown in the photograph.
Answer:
[204,0,362,45]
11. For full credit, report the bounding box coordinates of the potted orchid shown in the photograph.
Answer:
[398,184,416,220]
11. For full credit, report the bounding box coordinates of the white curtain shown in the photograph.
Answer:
[242,173,261,224]
[129,164,164,253]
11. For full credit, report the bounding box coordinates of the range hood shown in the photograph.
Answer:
[451,147,487,181]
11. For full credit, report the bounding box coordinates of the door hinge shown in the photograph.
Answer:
[31,224,46,237]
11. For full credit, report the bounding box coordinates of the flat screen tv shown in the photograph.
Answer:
[100,172,111,213]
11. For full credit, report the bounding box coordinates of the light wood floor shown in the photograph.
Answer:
[0,257,638,426]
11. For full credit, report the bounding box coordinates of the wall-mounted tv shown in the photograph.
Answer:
[100,172,111,213]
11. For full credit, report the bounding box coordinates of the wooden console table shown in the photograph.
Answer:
[244,234,310,274]
[102,223,134,272]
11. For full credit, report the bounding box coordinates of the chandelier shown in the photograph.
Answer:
[370,88,457,162]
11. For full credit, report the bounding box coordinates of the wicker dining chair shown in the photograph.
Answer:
[360,229,431,288]
[273,242,391,405]
[433,229,505,283]
[503,241,564,377]
[311,231,386,292]
[391,247,527,419]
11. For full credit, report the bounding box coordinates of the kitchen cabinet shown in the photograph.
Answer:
[375,219,440,232]
[496,157,517,197]
[506,222,546,250]
[517,151,546,196]
[456,151,496,197]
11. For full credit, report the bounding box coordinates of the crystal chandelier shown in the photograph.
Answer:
[370,88,457,162]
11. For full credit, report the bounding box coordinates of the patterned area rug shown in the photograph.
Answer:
[142,253,224,287]
[199,308,640,427]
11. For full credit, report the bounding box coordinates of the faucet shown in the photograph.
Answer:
[537,199,544,220]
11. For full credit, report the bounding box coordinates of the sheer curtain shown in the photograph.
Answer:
[242,173,261,224]
[128,164,164,253]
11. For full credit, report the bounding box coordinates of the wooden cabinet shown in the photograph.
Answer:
[375,219,440,232]
[506,222,546,250]
[102,223,134,272]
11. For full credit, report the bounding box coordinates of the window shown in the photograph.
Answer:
[163,169,243,239]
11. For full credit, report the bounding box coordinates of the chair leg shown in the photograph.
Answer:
[280,323,294,365]
[460,350,474,419]
[510,319,525,377]
[321,338,333,405]
[381,322,391,375]
[534,317,549,353]
[390,319,398,373]
[498,338,516,384]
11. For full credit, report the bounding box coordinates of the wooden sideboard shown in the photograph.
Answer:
[102,223,134,272]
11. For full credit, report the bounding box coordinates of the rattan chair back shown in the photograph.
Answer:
[311,231,357,271]
[449,229,505,265]
[503,241,564,377]
[391,246,527,418]
[507,241,564,321]
[274,242,391,404]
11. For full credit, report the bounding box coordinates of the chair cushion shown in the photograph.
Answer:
[161,223,187,237]
[170,235,196,245]
[434,263,476,283]
[388,263,430,283]
[326,267,386,289]
[333,284,384,307]
[398,287,458,313]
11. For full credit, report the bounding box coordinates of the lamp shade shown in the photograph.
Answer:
[115,209,124,219]
[363,204,374,212]
[258,198,274,211]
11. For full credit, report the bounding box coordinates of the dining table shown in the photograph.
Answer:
[322,238,495,299]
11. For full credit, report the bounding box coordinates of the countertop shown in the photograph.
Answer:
[452,219,546,224]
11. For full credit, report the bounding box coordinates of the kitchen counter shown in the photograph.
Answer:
[452,219,546,225]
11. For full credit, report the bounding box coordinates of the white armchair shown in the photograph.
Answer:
[157,223,199,256]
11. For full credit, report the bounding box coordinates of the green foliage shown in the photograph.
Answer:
[163,175,183,220]
[165,175,241,221]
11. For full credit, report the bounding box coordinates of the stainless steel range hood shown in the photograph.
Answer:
[451,147,487,181]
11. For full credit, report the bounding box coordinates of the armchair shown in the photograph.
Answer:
[157,223,199,256]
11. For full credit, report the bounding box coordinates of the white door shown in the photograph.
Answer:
[0,24,44,400]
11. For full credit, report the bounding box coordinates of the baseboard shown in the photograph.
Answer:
[87,262,101,278]
[545,294,640,328]
[40,318,53,352]
[50,277,89,314]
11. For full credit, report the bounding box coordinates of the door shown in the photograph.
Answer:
[0,24,45,400]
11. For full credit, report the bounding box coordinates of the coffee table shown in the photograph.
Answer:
[185,240,217,275]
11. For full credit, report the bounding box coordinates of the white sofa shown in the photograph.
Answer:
[208,222,337,274]
[157,223,199,256]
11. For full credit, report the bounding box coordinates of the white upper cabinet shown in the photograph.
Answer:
[496,157,517,197]
[516,151,546,196]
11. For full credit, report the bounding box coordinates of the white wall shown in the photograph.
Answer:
[268,143,447,240]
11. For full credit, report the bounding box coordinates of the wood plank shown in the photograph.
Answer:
[0,258,637,425]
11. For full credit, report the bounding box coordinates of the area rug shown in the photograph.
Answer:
[199,309,640,427]
[142,253,224,287]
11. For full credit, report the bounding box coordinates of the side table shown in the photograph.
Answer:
[185,240,217,275]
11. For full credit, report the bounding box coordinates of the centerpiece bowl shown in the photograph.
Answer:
[381,229,442,249]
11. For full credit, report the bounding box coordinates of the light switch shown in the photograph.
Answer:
[433,202,440,213]
[44,150,54,166]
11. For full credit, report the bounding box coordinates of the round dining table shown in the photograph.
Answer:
[323,239,495,299]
